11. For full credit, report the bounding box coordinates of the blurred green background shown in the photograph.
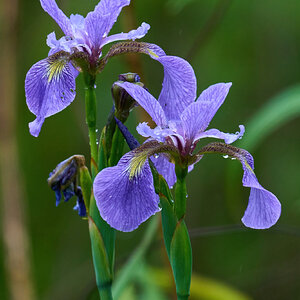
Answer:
[1,0,300,299]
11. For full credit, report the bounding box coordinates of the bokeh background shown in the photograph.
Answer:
[1,0,300,299]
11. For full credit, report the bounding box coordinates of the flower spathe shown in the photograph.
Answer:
[25,0,150,137]
[93,56,281,231]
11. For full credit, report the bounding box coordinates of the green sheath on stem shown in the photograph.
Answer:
[89,216,113,300]
[84,73,98,178]
[159,163,192,299]
[84,73,115,299]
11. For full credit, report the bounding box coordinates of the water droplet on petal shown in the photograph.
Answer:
[154,154,159,159]
[223,155,229,159]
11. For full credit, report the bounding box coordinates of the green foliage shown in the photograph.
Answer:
[238,84,300,151]
[170,220,192,300]
[88,216,113,300]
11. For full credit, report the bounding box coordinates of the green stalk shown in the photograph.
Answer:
[84,73,113,299]
[174,165,188,220]
[84,73,98,178]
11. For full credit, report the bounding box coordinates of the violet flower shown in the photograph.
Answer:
[93,56,281,232]
[25,0,150,137]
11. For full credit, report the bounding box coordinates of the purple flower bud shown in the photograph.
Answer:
[48,155,87,217]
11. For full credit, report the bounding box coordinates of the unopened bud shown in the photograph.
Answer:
[48,155,87,217]
[111,73,145,122]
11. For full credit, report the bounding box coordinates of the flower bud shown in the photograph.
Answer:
[111,73,145,122]
[48,155,87,217]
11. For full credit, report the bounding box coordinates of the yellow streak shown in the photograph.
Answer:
[147,49,159,58]
[128,152,149,180]
[47,59,67,83]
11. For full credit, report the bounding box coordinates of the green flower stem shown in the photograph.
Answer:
[84,73,98,178]
[172,164,192,299]
[174,164,188,220]
[84,73,114,299]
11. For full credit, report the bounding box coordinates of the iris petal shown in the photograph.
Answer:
[25,54,76,137]
[156,56,197,120]
[100,22,150,48]
[93,151,160,232]
[152,154,177,188]
[194,125,245,144]
[90,0,130,36]
[240,156,281,229]
[181,83,232,140]
[40,0,71,35]
[117,82,167,126]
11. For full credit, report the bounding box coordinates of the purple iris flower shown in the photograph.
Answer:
[25,0,150,137]
[93,56,281,232]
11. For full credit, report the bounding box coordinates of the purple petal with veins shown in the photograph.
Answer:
[117,82,167,126]
[194,125,245,144]
[25,56,76,137]
[93,151,160,232]
[181,83,232,141]
[231,149,281,229]
[101,22,150,47]
[40,0,72,35]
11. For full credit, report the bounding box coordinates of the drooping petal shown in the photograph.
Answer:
[40,0,71,35]
[155,56,197,120]
[73,187,87,217]
[152,154,177,188]
[25,53,76,137]
[90,0,130,36]
[117,82,167,126]
[240,154,281,229]
[93,151,160,232]
[100,22,150,48]
[198,142,281,229]
[194,125,245,144]
[181,83,232,140]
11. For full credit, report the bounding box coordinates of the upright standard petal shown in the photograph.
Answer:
[100,22,150,48]
[93,151,160,232]
[117,82,167,126]
[40,0,71,35]
[84,12,111,50]
[90,0,130,36]
[156,56,197,121]
[25,52,76,137]
[181,83,232,140]
[240,153,281,229]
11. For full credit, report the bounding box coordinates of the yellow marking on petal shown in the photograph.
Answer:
[147,49,159,58]
[128,152,149,180]
[47,59,67,83]
[243,159,255,174]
